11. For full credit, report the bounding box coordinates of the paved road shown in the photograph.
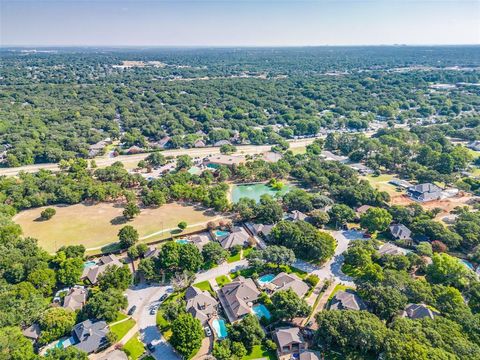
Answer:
[0,138,318,177]
[125,284,180,360]
[293,230,365,287]
[194,259,248,283]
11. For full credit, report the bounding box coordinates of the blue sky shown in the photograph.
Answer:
[1,0,479,46]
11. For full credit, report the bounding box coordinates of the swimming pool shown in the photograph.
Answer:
[83,260,96,269]
[211,318,228,339]
[56,336,75,349]
[252,304,271,320]
[175,239,190,245]
[215,230,230,238]
[257,273,275,286]
[460,259,474,271]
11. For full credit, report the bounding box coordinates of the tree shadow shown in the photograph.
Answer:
[110,216,128,225]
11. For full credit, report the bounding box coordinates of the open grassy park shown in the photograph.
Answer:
[14,202,222,253]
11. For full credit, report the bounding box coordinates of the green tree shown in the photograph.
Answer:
[426,253,472,289]
[360,207,393,234]
[118,225,139,249]
[146,152,166,167]
[309,209,330,228]
[123,202,140,219]
[202,242,228,265]
[170,313,204,358]
[271,289,310,320]
[229,314,265,351]
[40,207,56,220]
[39,307,76,344]
[177,221,187,231]
[358,284,408,321]
[328,204,355,228]
[179,243,203,272]
[220,144,237,154]
[44,347,88,360]
[84,288,128,322]
[176,155,193,171]
[27,268,56,296]
[0,326,36,360]
[97,265,132,291]
[254,195,284,224]
[54,252,83,287]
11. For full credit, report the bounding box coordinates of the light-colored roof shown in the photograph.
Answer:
[219,227,250,249]
[389,224,412,239]
[97,350,128,360]
[275,327,304,348]
[270,272,309,298]
[330,290,367,311]
[217,276,260,322]
[262,151,283,163]
[250,223,274,237]
[378,242,409,256]
[185,286,218,325]
[408,183,442,194]
[288,210,308,221]
[207,154,246,166]
[356,205,372,214]
[300,351,320,360]
[22,323,41,340]
[63,286,88,311]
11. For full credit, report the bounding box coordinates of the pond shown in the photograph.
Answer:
[231,183,293,204]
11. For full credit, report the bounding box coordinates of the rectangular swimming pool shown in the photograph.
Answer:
[215,230,230,239]
[252,304,271,320]
[211,318,228,339]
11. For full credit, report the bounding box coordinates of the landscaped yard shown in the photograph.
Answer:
[227,251,242,263]
[215,275,231,287]
[14,202,222,253]
[193,280,214,293]
[122,333,145,360]
[110,318,136,340]
[242,344,276,360]
[111,312,129,323]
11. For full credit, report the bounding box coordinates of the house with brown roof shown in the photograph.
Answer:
[329,290,367,311]
[205,154,246,167]
[274,327,307,359]
[300,351,320,360]
[22,323,41,342]
[63,286,88,311]
[266,272,309,298]
[287,210,309,222]
[185,286,218,326]
[217,276,260,322]
[81,255,123,285]
[218,227,251,249]
[378,242,409,256]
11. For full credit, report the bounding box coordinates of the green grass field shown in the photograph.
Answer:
[123,333,145,360]
[14,202,221,253]
[242,344,276,360]
[193,280,213,293]
[215,275,231,287]
[227,251,241,263]
[110,318,136,340]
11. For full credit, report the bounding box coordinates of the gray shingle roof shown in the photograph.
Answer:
[217,276,260,322]
[275,327,304,349]
[330,290,367,311]
[270,272,309,298]
[72,320,109,354]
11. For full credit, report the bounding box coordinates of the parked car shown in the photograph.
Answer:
[150,307,157,315]
[127,305,137,315]
[159,293,168,302]
[204,326,212,337]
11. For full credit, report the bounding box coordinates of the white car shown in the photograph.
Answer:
[204,326,212,337]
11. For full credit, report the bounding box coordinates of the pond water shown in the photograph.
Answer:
[231,183,293,204]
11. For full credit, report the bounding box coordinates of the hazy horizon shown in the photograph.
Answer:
[1,0,479,47]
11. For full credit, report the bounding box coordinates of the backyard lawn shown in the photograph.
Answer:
[122,333,145,360]
[110,318,136,340]
[215,275,231,287]
[242,344,276,360]
[193,280,214,293]
[227,251,241,263]
[14,202,222,253]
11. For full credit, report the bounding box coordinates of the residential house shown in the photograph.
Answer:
[194,139,206,148]
[185,286,218,326]
[22,323,41,342]
[329,290,367,311]
[349,162,374,175]
[274,327,307,359]
[126,145,144,154]
[245,223,274,239]
[81,254,123,285]
[97,350,128,360]
[143,245,159,259]
[407,183,442,202]
[378,242,409,256]
[300,351,320,360]
[157,136,171,149]
[189,233,211,249]
[195,130,207,137]
[217,276,260,322]
[389,178,413,189]
[262,151,283,163]
[356,205,372,216]
[320,151,349,163]
[218,227,251,249]
[468,140,480,151]
[72,320,109,354]
[287,210,309,222]
[214,140,232,147]
[88,138,111,157]
[389,224,412,240]
[266,272,309,298]
[402,303,438,320]
[205,154,246,168]
[63,286,88,311]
